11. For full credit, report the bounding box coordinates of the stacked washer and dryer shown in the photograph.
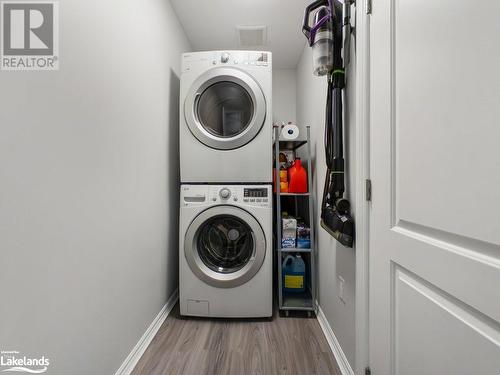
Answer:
[179,51,273,318]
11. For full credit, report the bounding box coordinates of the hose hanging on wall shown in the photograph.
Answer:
[302,0,354,247]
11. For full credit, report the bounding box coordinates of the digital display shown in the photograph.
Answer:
[248,52,268,64]
[244,188,268,198]
[257,53,268,62]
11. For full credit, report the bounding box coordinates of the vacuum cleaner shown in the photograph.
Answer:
[302,0,354,247]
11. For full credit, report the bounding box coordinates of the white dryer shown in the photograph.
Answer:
[179,184,272,318]
[180,51,272,184]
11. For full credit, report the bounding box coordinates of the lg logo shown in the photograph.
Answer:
[1,1,59,70]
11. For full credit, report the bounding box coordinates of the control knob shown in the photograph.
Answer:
[219,188,231,199]
[221,52,230,63]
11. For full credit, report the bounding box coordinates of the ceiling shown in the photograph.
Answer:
[170,0,309,69]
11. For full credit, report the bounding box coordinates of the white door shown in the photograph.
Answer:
[369,1,500,374]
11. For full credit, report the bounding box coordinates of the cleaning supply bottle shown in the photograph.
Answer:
[296,220,311,249]
[273,167,290,193]
[288,158,308,193]
[279,165,289,193]
[282,254,306,293]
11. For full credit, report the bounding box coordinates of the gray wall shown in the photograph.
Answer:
[295,38,357,367]
[272,68,297,125]
[0,1,191,374]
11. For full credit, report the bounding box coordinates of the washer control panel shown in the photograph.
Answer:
[182,185,271,207]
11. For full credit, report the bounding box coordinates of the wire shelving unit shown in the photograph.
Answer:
[273,125,316,317]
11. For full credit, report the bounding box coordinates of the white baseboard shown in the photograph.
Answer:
[115,292,351,375]
[316,304,355,375]
[115,288,179,375]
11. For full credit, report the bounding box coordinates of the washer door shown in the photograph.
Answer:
[184,67,266,150]
[184,206,266,288]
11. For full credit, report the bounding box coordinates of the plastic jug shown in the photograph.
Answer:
[288,158,308,193]
[282,254,306,293]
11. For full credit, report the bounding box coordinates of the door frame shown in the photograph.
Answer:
[354,1,371,374]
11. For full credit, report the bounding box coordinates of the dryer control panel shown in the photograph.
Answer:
[182,185,272,208]
[182,51,272,73]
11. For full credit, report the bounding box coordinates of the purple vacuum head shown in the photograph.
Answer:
[302,0,333,46]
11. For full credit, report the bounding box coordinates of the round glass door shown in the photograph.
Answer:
[184,67,266,150]
[184,206,266,288]
[197,82,254,138]
[197,215,254,273]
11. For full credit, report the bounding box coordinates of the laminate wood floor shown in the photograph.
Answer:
[131,304,341,375]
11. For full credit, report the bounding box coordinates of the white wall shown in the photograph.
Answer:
[0,1,191,374]
[295,37,357,367]
[272,68,297,125]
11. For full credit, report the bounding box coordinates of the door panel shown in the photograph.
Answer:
[393,266,500,375]
[391,223,500,323]
[370,0,500,374]
[394,0,500,245]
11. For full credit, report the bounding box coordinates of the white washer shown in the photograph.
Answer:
[180,51,272,184]
[179,184,272,318]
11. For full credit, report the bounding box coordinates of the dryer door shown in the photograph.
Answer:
[184,206,266,288]
[184,67,266,150]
